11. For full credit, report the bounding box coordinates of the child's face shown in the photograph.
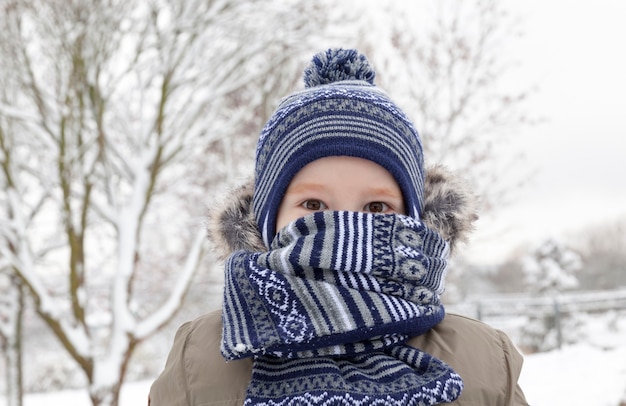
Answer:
[275,156,406,232]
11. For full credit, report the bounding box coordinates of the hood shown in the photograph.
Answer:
[207,165,478,261]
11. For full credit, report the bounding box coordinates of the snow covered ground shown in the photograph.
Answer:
[520,344,626,406]
[15,342,626,406]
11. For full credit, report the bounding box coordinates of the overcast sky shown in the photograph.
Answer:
[464,0,626,264]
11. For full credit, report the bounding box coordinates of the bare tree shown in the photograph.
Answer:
[0,0,340,404]
[0,11,27,403]
[351,0,534,212]
[0,274,25,406]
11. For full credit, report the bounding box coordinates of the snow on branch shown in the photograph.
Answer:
[134,228,206,340]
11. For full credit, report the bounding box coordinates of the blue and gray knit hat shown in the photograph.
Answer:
[253,48,425,245]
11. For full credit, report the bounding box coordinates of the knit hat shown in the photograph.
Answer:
[253,48,425,246]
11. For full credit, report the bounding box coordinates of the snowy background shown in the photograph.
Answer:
[2,0,626,405]
[466,0,626,264]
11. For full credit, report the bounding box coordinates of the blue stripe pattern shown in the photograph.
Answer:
[221,211,462,405]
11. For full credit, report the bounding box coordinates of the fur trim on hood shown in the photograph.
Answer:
[207,165,478,261]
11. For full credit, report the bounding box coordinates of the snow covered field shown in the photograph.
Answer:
[16,342,626,406]
[521,344,626,406]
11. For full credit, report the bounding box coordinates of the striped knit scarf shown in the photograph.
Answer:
[221,211,463,405]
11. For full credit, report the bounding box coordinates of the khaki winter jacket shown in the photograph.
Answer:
[150,309,528,406]
[150,169,528,405]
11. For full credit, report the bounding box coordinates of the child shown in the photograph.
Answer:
[149,48,528,405]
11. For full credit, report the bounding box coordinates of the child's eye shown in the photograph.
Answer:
[302,199,327,211]
[364,202,389,213]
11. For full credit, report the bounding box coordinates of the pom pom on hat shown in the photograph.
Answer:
[253,48,425,246]
[304,48,376,88]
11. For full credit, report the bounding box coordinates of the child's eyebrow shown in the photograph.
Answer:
[365,187,403,199]
[286,182,328,194]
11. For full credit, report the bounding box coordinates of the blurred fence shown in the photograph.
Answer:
[447,288,626,349]
[449,288,626,319]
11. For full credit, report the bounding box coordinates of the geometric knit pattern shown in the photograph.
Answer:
[252,49,425,246]
[222,211,463,405]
